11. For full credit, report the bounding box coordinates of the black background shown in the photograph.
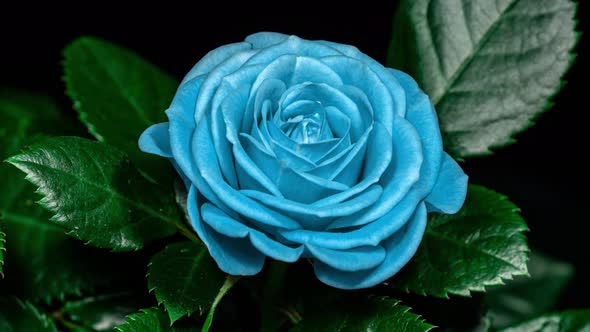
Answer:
[1,1,588,309]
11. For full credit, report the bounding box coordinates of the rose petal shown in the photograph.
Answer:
[326,117,422,228]
[313,203,427,289]
[200,202,304,262]
[280,189,423,249]
[211,66,270,188]
[245,32,289,49]
[390,68,444,196]
[166,75,236,217]
[244,35,344,67]
[307,244,386,272]
[241,184,382,230]
[265,111,349,164]
[239,132,349,204]
[316,41,407,119]
[195,50,258,122]
[425,153,468,214]
[309,125,371,186]
[259,117,319,172]
[138,122,172,158]
[278,83,366,141]
[240,78,286,137]
[310,120,400,211]
[201,203,250,238]
[235,133,284,196]
[251,55,343,93]
[181,42,252,85]
[193,117,301,229]
[320,56,394,131]
[187,185,265,275]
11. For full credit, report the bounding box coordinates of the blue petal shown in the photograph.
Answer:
[313,203,427,289]
[244,35,343,67]
[280,189,423,250]
[210,81,250,188]
[259,119,318,171]
[249,231,304,263]
[331,118,420,226]
[317,117,418,219]
[186,185,265,276]
[235,133,283,197]
[166,75,204,185]
[320,56,395,132]
[307,244,386,272]
[245,32,289,49]
[138,122,172,158]
[200,198,304,262]
[426,153,468,214]
[166,76,238,218]
[222,85,252,144]
[390,69,443,196]
[337,85,374,129]
[180,42,252,85]
[242,185,382,230]
[201,203,250,238]
[316,41,407,119]
[265,107,349,164]
[193,117,301,229]
[251,55,343,92]
[240,78,286,137]
[308,126,370,186]
[239,133,349,205]
[195,50,258,122]
[278,83,366,141]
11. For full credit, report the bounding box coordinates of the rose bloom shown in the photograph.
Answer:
[139,32,467,289]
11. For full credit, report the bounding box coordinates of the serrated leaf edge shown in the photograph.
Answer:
[146,243,207,323]
[399,186,530,298]
[5,138,182,252]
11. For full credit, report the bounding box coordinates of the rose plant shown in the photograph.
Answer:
[0,1,585,331]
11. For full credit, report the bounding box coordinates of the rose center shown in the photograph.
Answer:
[278,102,334,144]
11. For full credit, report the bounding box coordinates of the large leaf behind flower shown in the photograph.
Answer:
[63,36,177,183]
[0,92,130,302]
[7,136,179,251]
[290,297,433,332]
[391,185,529,297]
[388,0,578,157]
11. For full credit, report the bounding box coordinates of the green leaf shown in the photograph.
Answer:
[0,212,134,302]
[147,242,228,323]
[0,223,5,276]
[499,309,590,332]
[0,297,57,332]
[391,185,529,297]
[0,90,80,212]
[63,36,177,183]
[0,92,131,302]
[290,297,433,332]
[6,136,178,251]
[115,308,174,332]
[486,251,574,329]
[388,0,579,157]
[62,293,142,331]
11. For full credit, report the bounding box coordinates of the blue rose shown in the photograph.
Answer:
[139,32,468,289]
